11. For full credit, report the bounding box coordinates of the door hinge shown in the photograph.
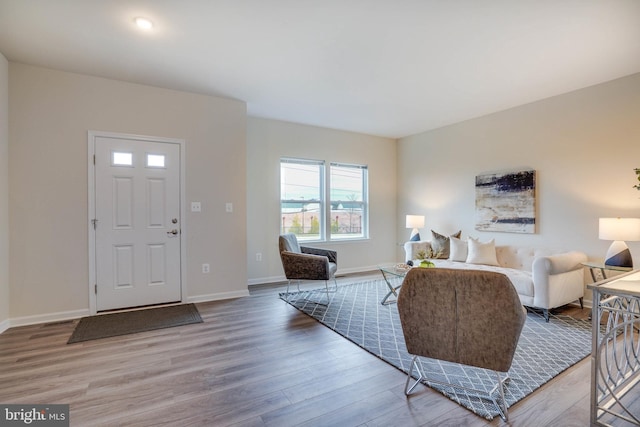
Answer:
[93,154,96,165]
[91,219,98,229]
[95,284,97,294]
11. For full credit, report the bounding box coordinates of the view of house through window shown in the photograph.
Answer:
[280,158,368,241]
[330,162,368,239]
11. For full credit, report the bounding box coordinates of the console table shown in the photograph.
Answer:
[588,270,640,425]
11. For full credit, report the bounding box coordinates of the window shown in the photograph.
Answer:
[112,151,133,166]
[146,153,165,168]
[280,158,368,241]
[280,158,324,241]
[330,163,368,240]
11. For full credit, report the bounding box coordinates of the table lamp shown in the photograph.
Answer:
[599,217,640,268]
[406,215,425,241]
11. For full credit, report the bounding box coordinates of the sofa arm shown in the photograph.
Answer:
[531,251,587,309]
[532,251,587,276]
[403,241,433,262]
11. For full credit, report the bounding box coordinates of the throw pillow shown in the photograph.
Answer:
[466,238,500,266]
[431,230,462,259]
[449,236,468,262]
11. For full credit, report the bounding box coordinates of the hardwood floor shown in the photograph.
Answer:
[0,273,593,426]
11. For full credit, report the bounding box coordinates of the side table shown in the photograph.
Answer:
[378,264,411,305]
[582,261,633,283]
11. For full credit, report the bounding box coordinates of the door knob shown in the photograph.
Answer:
[167,229,178,236]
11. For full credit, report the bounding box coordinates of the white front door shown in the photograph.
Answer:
[93,134,182,311]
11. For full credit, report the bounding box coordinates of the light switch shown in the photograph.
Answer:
[191,202,201,212]
[225,202,233,213]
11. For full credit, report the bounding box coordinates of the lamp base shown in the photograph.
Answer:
[604,240,633,268]
[409,229,421,241]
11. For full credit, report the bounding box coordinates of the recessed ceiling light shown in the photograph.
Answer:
[134,17,153,30]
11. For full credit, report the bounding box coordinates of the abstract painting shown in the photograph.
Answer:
[475,169,536,233]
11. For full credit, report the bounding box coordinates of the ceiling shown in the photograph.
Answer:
[1,0,640,138]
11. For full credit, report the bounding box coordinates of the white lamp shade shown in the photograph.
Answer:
[599,218,640,241]
[406,215,425,229]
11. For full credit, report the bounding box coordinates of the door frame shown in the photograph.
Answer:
[87,131,187,314]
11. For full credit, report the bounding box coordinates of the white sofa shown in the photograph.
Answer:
[404,240,587,321]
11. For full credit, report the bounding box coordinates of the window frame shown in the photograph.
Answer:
[280,157,369,242]
[328,162,369,241]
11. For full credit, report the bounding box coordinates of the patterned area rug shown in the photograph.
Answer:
[280,280,592,420]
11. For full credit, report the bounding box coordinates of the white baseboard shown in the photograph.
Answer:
[0,318,9,334]
[247,275,286,286]
[8,308,91,329]
[187,289,250,304]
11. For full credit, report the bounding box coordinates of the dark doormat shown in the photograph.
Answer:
[67,303,203,344]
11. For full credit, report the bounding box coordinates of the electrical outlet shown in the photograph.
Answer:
[191,202,201,212]
[225,202,233,213]
[256,252,262,262]
[202,263,210,274]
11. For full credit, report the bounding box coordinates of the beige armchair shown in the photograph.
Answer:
[278,233,338,300]
[397,267,526,421]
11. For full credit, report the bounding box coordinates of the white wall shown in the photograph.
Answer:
[8,63,247,323]
[0,53,9,331]
[246,117,397,284]
[397,72,640,297]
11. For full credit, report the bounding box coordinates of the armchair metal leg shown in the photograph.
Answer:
[404,355,510,421]
[287,279,335,297]
[404,355,424,395]
[323,278,339,302]
[326,278,339,292]
[283,279,334,306]
[492,371,509,421]
[284,279,302,300]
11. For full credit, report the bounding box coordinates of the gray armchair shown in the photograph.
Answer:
[397,267,527,421]
[279,233,338,300]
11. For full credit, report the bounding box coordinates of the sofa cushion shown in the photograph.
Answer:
[431,230,461,259]
[449,236,468,262]
[495,246,557,271]
[466,238,500,266]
